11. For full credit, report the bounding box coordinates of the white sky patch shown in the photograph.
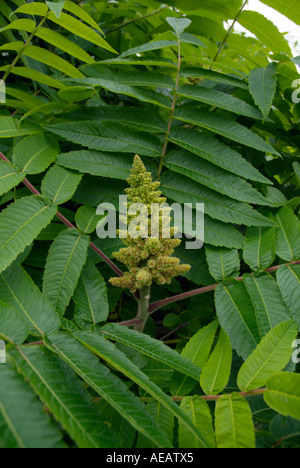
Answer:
[230,0,300,56]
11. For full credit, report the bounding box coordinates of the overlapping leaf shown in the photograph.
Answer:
[43,229,90,316]
[215,393,255,448]
[0,196,57,274]
[0,262,60,337]
[11,346,121,448]
[0,364,64,448]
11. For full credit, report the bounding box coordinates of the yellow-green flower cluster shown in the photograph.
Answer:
[109,155,190,293]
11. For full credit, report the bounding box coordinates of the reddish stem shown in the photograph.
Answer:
[118,318,143,327]
[93,388,267,404]
[149,260,300,314]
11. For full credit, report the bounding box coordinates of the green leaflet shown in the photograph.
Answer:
[171,320,218,396]
[74,330,211,448]
[243,221,276,271]
[14,2,49,16]
[43,229,90,316]
[177,85,265,120]
[0,195,57,274]
[96,399,136,449]
[293,162,300,185]
[180,66,248,88]
[164,150,271,205]
[59,107,167,135]
[63,0,103,32]
[0,160,25,196]
[37,223,65,241]
[41,164,83,205]
[0,43,84,78]
[166,17,191,36]
[176,0,244,18]
[169,127,272,184]
[63,76,172,109]
[237,320,298,392]
[173,107,280,156]
[0,364,65,448]
[205,245,240,282]
[239,11,291,56]
[243,273,291,337]
[57,150,133,180]
[73,176,127,210]
[0,262,60,337]
[58,87,96,104]
[47,12,116,54]
[179,397,216,448]
[13,133,60,175]
[274,206,300,262]
[73,261,109,325]
[215,393,256,448]
[45,1,65,18]
[0,66,66,89]
[11,346,121,448]
[43,121,162,157]
[171,205,244,250]
[75,205,103,235]
[137,400,174,449]
[0,18,36,33]
[46,332,172,448]
[200,329,232,396]
[99,323,202,380]
[61,105,167,133]
[36,28,94,63]
[161,171,275,227]
[277,265,300,329]
[120,40,179,58]
[270,414,300,446]
[83,65,175,88]
[248,63,277,121]
[265,373,300,421]
[98,57,178,68]
[259,0,300,26]
[0,116,42,138]
[0,300,28,345]
[215,280,260,360]
[175,244,214,285]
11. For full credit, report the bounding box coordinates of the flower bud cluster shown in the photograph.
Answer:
[109,156,190,292]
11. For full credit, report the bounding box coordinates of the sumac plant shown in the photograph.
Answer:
[0,0,299,450]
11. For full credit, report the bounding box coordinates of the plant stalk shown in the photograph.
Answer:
[211,0,249,64]
[2,13,50,82]
[107,5,169,35]
[134,286,151,333]
[149,260,300,314]
[92,388,267,404]
[157,34,181,179]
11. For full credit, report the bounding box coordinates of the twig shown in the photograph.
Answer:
[157,34,181,179]
[24,341,44,346]
[106,5,169,35]
[140,388,267,402]
[2,13,50,82]
[211,0,249,64]
[149,260,300,314]
[93,388,267,404]
[159,322,189,341]
[118,318,143,327]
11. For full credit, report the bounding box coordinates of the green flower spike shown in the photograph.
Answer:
[109,155,190,294]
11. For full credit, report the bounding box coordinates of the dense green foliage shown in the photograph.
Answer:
[0,0,300,449]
